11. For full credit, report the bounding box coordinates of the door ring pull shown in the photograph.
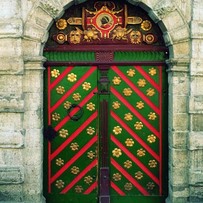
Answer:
[67,104,84,121]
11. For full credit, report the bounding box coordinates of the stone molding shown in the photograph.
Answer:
[0,166,24,185]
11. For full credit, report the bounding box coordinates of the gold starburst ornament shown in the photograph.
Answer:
[137,148,146,157]
[86,126,95,135]
[113,126,122,135]
[123,88,133,96]
[112,76,121,85]
[71,166,80,174]
[56,158,64,166]
[52,112,60,121]
[113,173,122,181]
[125,138,134,147]
[134,121,143,130]
[59,129,68,138]
[136,101,144,109]
[146,88,155,96]
[84,176,93,184]
[82,82,91,91]
[124,160,132,169]
[70,142,79,151]
[51,69,60,78]
[75,185,83,193]
[148,112,157,120]
[147,134,156,143]
[124,113,133,121]
[55,180,65,189]
[87,151,96,159]
[72,93,81,101]
[112,148,122,158]
[56,86,65,94]
[67,73,77,82]
[64,101,71,109]
[127,69,135,77]
[112,101,121,109]
[147,182,155,190]
[137,79,146,87]
[149,67,157,76]
[86,102,95,111]
[148,160,157,168]
[135,171,143,180]
[124,182,133,191]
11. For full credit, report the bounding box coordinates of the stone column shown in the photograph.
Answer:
[0,0,25,202]
[166,58,190,203]
[22,57,46,203]
[189,1,203,202]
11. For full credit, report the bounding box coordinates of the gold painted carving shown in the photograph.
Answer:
[55,180,65,189]
[113,126,122,135]
[124,160,132,169]
[112,148,122,158]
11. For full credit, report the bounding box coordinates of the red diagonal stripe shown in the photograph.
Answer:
[111,158,150,195]
[51,66,97,113]
[111,111,160,160]
[134,66,160,91]
[51,111,98,160]
[111,65,159,114]
[50,66,74,89]
[84,181,98,194]
[111,87,160,136]
[111,181,126,196]
[61,159,98,194]
[54,87,97,131]
[51,135,97,183]
[111,135,159,185]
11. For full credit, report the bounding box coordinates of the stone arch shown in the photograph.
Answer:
[22,0,190,202]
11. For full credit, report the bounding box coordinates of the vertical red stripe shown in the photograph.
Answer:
[47,66,51,193]
[159,66,163,195]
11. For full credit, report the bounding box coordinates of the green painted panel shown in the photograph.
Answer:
[44,64,168,203]
[44,65,99,202]
[114,51,166,61]
[44,51,95,61]
[108,65,167,198]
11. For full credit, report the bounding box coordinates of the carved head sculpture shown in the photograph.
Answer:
[69,27,83,44]
[130,30,142,44]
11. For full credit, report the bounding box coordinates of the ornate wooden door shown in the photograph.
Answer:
[44,63,167,203]
[43,1,168,202]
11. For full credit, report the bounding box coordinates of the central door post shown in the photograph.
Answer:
[98,66,110,203]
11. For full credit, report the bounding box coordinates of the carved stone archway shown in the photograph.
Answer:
[22,0,190,202]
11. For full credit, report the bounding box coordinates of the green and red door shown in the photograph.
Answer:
[43,60,168,203]
[43,1,168,202]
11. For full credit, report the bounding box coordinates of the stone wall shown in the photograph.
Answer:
[0,0,202,202]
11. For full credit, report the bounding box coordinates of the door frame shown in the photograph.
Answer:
[43,45,169,202]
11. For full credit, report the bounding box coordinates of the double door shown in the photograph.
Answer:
[44,64,167,203]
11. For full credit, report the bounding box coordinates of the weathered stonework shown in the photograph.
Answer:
[0,0,202,202]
